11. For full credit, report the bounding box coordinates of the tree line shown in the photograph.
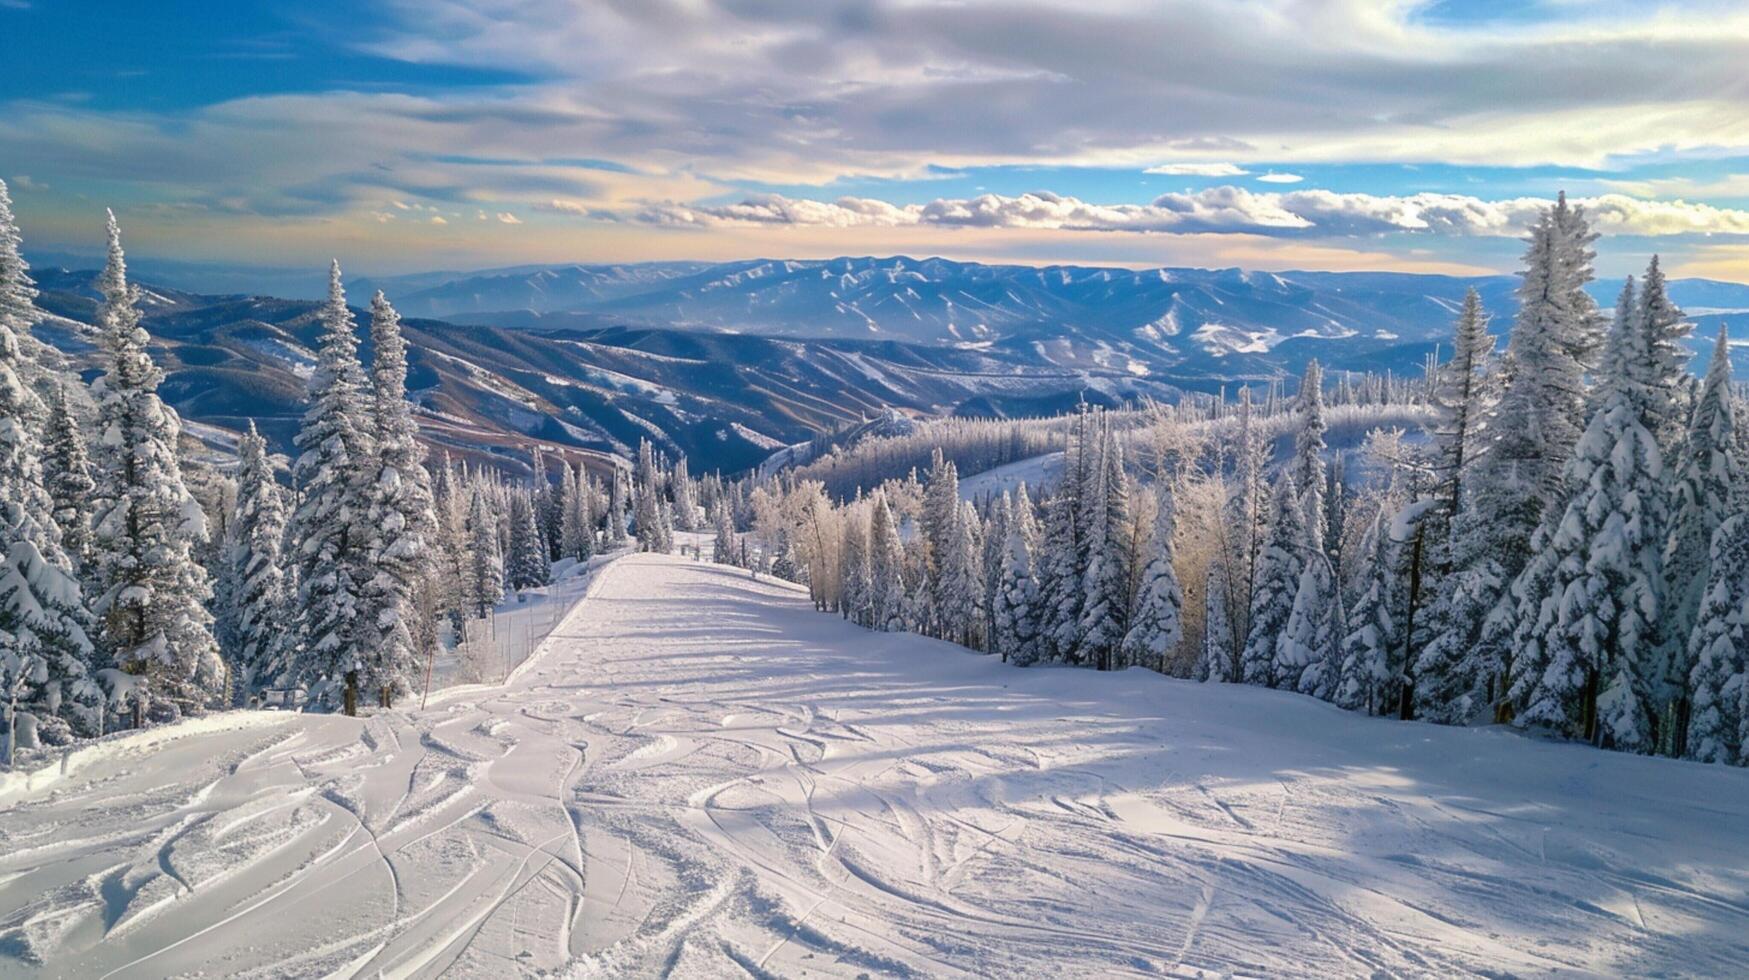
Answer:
[731,193,1749,766]
[0,182,712,761]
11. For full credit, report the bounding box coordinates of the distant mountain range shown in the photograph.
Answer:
[26,256,1749,476]
[28,267,1183,476]
[356,255,1749,355]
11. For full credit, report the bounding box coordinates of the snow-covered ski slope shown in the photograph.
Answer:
[4,553,1749,978]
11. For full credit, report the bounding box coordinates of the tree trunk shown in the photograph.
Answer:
[1581,668,1600,744]
[344,671,358,718]
[1398,524,1426,722]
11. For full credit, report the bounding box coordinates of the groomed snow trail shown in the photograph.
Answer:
[5,553,1749,978]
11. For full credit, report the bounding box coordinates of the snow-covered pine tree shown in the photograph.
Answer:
[1684,515,1749,765]
[578,471,601,561]
[920,448,960,638]
[282,260,374,708]
[41,383,96,578]
[1197,558,1233,681]
[1508,196,1602,500]
[634,440,662,553]
[939,500,982,647]
[980,492,1011,653]
[1420,199,1599,725]
[1241,472,1306,687]
[655,496,675,554]
[1226,386,1268,661]
[868,492,907,632]
[1662,324,1739,753]
[1337,511,1398,713]
[840,509,871,626]
[1280,544,1340,699]
[87,213,223,723]
[358,291,436,707]
[995,484,1041,665]
[712,499,738,566]
[558,462,585,562]
[430,455,471,627]
[671,456,699,531]
[1635,255,1691,453]
[1039,409,1091,660]
[466,484,505,618]
[1549,191,1608,378]
[226,422,289,699]
[1292,360,1328,530]
[0,178,63,407]
[1430,288,1494,541]
[1121,482,1183,673]
[1508,271,1667,752]
[506,490,551,590]
[1,244,99,750]
[1077,418,1131,670]
[607,466,629,546]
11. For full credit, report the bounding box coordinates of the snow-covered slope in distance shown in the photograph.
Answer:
[3,553,1745,977]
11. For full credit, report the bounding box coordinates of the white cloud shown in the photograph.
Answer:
[617,187,1749,239]
[1144,163,1249,177]
[1256,172,1305,184]
[496,211,521,224]
[430,214,447,225]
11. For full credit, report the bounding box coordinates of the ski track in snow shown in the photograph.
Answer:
[5,552,1749,978]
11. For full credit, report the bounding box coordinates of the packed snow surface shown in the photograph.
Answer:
[5,553,1749,977]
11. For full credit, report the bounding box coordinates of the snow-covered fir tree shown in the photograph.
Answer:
[938,500,982,647]
[1661,324,1740,753]
[712,499,738,566]
[506,490,551,590]
[1221,386,1268,671]
[1292,360,1328,529]
[1420,198,1600,725]
[606,466,629,546]
[920,448,960,638]
[1280,542,1340,699]
[980,492,1011,653]
[1684,515,1749,765]
[1241,473,1306,687]
[1077,417,1132,670]
[671,456,699,531]
[840,509,871,626]
[1121,483,1183,672]
[868,492,907,632]
[1,214,99,751]
[1431,288,1493,529]
[1338,511,1399,713]
[430,455,471,628]
[1197,558,1233,682]
[41,383,95,578]
[994,484,1041,665]
[466,485,504,618]
[1039,409,1092,660]
[655,497,675,554]
[226,422,289,698]
[1508,269,1668,752]
[558,461,585,562]
[358,291,436,707]
[87,213,223,722]
[1636,256,1692,453]
[282,260,374,707]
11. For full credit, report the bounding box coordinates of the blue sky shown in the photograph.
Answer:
[6,0,1749,282]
